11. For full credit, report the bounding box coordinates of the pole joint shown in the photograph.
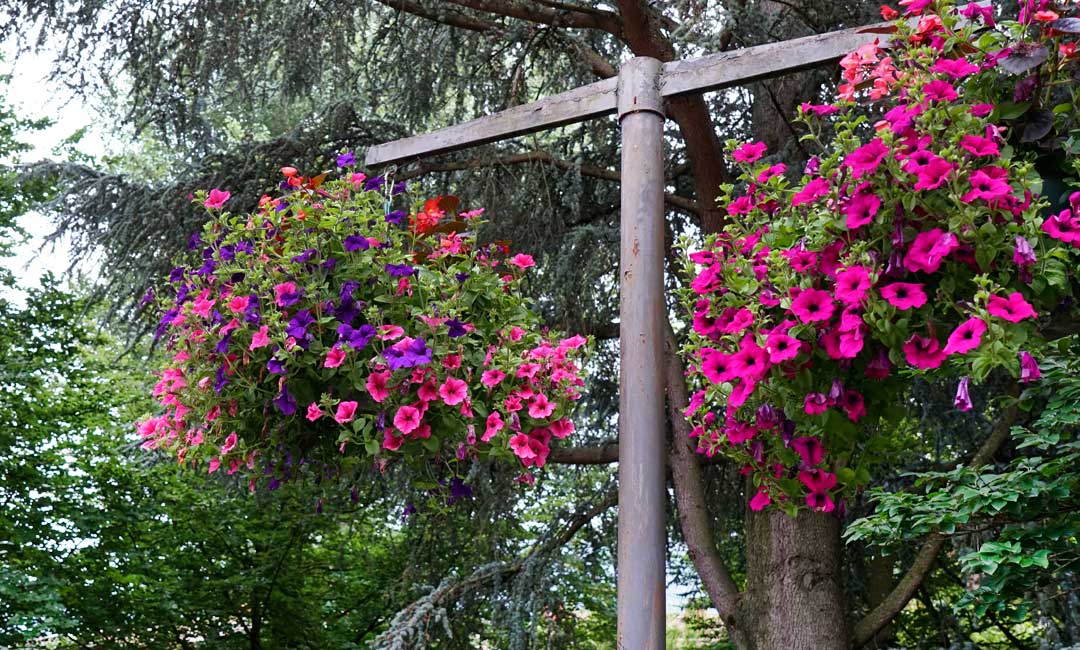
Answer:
[617,57,664,122]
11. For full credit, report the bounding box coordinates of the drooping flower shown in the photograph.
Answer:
[366,370,392,402]
[943,318,987,356]
[954,376,973,411]
[880,282,927,310]
[790,288,836,323]
[987,292,1037,323]
[733,141,767,163]
[1019,351,1041,383]
[1013,236,1037,268]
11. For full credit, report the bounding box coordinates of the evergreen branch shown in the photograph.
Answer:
[440,0,624,37]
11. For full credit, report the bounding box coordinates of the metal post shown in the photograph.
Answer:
[616,56,666,650]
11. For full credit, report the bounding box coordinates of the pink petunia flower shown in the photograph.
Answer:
[798,470,837,512]
[841,389,867,421]
[943,317,987,356]
[793,436,825,466]
[393,405,422,434]
[765,332,800,363]
[880,282,927,310]
[845,191,881,229]
[528,393,556,419]
[701,349,737,384]
[1041,210,1080,243]
[221,432,238,455]
[733,141,767,163]
[482,412,505,442]
[204,188,231,209]
[324,347,347,368]
[749,488,772,511]
[905,229,958,274]
[804,392,830,415]
[962,167,1012,202]
[366,371,392,402]
[912,156,954,191]
[844,138,889,177]
[987,292,1036,322]
[334,401,359,424]
[931,57,979,78]
[792,177,830,206]
[923,79,958,102]
[959,134,1000,157]
[903,333,946,369]
[834,266,872,305]
[509,253,536,270]
[790,288,835,323]
[306,402,323,422]
[954,376,973,411]
[439,377,468,406]
[249,325,271,351]
[481,369,506,388]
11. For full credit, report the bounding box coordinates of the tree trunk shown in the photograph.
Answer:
[738,508,850,650]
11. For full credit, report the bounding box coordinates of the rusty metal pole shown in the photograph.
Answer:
[616,56,666,650]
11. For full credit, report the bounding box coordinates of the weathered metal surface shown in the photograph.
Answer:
[616,56,666,650]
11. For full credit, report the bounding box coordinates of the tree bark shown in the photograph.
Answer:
[740,506,851,650]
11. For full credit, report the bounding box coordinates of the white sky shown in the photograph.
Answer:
[3,43,106,295]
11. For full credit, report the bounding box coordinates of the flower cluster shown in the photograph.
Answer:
[679,0,1080,515]
[138,162,589,491]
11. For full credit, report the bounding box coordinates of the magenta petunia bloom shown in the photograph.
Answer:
[393,405,421,434]
[953,376,973,411]
[482,412,505,442]
[800,102,840,117]
[1013,235,1037,267]
[733,141,767,163]
[865,349,892,379]
[528,393,556,419]
[756,163,787,182]
[790,288,835,323]
[306,402,323,422]
[845,139,889,178]
[798,470,837,513]
[923,79,958,102]
[912,156,954,191]
[943,317,987,356]
[481,369,506,388]
[834,266,872,304]
[731,343,771,382]
[1041,210,1080,244]
[792,177,830,206]
[931,57,979,78]
[793,436,824,467]
[701,349,737,384]
[221,432,238,455]
[749,488,772,511]
[970,103,994,116]
[365,370,391,402]
[439,377,469,406]
[962,167,1012,202]
[987,292,1036,322]
[959,134,1000,157]
[509,253,535,270]
[1020,351,1041,383]
[249,325,271,351]
[765,332,800,363]
[841,389,867,422]
[204,188,231,210]
[335,401,359,425]
[903,333,946,369]
[905,229,959,274]
[845,191,881,229]
[324,346,347,368]
[880,282,927,310]
[718,307,754,334]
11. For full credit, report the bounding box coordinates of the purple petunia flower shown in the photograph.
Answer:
[392,181,407,195]
[337,323,376,350]
[385,210,407,226]
[364,176,385,192]
[455,272,470,283]
[286,310,314,339]
[332,297,361,325]
[446,319,467,338]
[273,385,297,415]
[214,365,229,393]
[168,267,185,283]
[187,231,202,251]
[215,332,232,354]
[291,248,317,264]
[385,263,415,277]
[447,477,473,505]
[344,234,370,251]
[244,294,261,325]
[219,244,236,262]
[267,357,286,374]
[337,151,356,167]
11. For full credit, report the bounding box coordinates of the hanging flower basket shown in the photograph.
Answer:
[138,163,590,490]
[678,0,1080,515]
